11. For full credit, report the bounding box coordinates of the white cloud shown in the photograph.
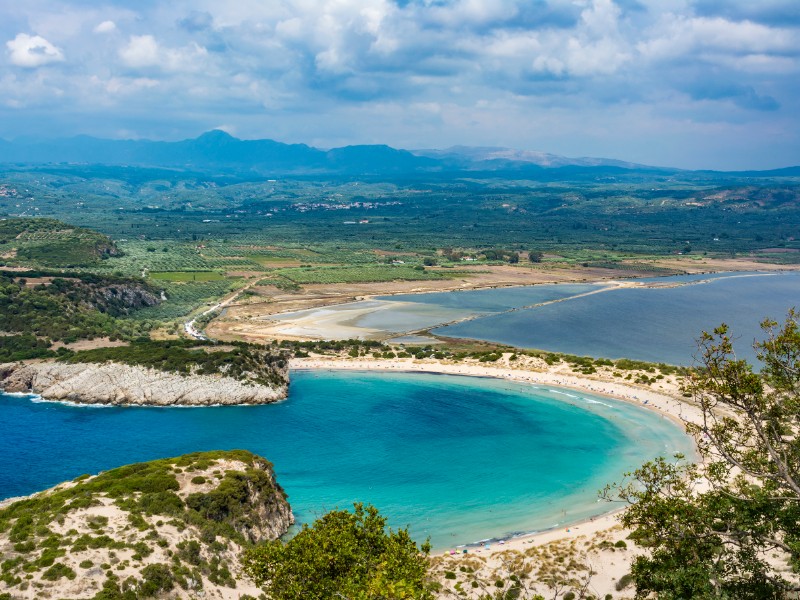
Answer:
[119,35,209,72]
[522,0,630,77]
[94,21,117,34]
[1,0,799,168]
[638,15,799,61]
[6,33,65,68]
[120,35,160,68]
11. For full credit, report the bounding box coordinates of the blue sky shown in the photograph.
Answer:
[2,0,799,169]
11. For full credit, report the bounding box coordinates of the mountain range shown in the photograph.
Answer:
[0,130,797,177]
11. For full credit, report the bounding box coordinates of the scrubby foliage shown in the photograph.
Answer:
[61,339,289,387]
[0,333,58,361]
[608,310,800,599]
[0,269,160,341]
[243,503,433,600]
[0,218,120,268]
[0,450,290,599]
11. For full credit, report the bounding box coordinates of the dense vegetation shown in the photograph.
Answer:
[0,334,59,362]
[1,167,798,272]
[243,503,433,600]
[0,163,797,337]
[607,311,800,598]
[61,339,289,387]
[0,218,120,267]
[0,269,160,343]
[0,450,289,599]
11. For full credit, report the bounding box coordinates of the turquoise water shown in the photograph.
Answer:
[0,371,691,549]
[436,271,799,365]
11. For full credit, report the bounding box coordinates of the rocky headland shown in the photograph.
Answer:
[0,360,288,406]
[0,450,293,599]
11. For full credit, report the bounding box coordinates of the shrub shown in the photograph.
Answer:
[615,573,634,591]
[139,563,174,596]
[41,563,76,581]
[243,504,432,599]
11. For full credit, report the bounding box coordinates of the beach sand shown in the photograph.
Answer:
[290,354,705,598]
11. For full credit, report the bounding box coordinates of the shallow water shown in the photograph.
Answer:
[436,271,799,365]
[0,370,692,548]
[270,271,798,365]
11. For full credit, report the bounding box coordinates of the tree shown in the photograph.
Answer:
[242,503,433,600]
[607,310,800,599]
[528,251,543,263]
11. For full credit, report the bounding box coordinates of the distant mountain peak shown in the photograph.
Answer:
[10,132,790,175]
[195,129,238,142]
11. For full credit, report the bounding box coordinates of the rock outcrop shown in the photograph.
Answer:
[0,450,294,599]
[0,360,288,406]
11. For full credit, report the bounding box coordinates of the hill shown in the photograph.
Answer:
[0,450,293,599]
[0,269,160,345]
[0,218,120,268]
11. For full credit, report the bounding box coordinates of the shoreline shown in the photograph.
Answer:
[226,267,795,344]
[0,356,701,592]
[289,355,704,557]
[3,356,706,596]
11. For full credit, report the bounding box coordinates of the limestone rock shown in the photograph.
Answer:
[0,360,288,406]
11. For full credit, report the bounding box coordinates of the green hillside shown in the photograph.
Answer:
[0,218,120,268]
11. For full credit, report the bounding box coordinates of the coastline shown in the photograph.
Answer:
[0,361,288,407]
[289,355,704,555]
[2,354,706,597]
[208,264,800,344]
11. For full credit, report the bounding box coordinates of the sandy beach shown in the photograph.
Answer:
[290,354,705,598]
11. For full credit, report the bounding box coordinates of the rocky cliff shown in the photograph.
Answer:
[0,450,293,599]
[0,360,288,406]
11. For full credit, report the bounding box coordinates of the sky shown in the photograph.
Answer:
[2,0,800,170]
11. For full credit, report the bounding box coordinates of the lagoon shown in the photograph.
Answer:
[434,271,799,365]
[271,271,798,366]
[0,370,691,549]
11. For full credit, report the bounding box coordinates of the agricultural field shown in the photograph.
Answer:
[271,264,464,285]
[2,165,799,261]
[1,164,798,339]
[149,271,229,282]
[133,279,242,321]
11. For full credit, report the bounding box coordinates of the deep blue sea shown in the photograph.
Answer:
[0,370,692,549]
[434,271,800,365]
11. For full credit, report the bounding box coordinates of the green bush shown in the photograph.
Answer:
[139,563,174,596]
[243,503,432,600]
[41,562,76,581]
[615,573,634,591]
